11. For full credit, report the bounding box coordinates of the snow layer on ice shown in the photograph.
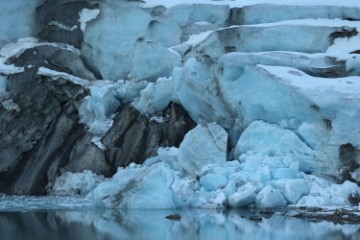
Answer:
[142,0,360,8]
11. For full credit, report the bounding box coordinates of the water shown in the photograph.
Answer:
[1,196,360,240]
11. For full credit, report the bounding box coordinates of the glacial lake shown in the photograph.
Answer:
[1,195,360,240]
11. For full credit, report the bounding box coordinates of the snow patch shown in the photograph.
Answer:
[79,8,101,32]
[51,170,105,196]
[37,67,90,87]
[48,21,78,31]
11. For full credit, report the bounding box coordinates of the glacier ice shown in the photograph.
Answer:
[78,81,120,136]
[82,2,153,80]
[0,1,42,47]
[133,77,174,114]
[131,40,181,81]
[178,123,228,175]
[2,0,360,211]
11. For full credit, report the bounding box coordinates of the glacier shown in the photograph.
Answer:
[1,0,360,211]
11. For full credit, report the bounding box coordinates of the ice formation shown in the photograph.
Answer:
[1,0,360,210]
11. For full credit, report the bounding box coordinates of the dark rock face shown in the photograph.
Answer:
[0,45,99,195]
[36,0,99,48]
[0,103,85,195]
[102,102,196,168]
[62,133,111,176]
[339,143,360,183]
[0,71,61,172]
[0,45,91,173]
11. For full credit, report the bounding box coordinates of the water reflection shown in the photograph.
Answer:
[1,208,360,240]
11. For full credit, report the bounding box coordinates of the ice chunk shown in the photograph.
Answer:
[131,40,181,81]
[297,122,329,150]
[236,120,322,174]
[133,77,174,114]
[172,58,234,125]
[144,147,182,171]
[112,80,149,103]
[283,179,309,204]
[82,3,152,79]
[78,81,121,136]
[178,123,228,175]
[255,185,287,208]
[91,162,176,209]
[296,177,359,207]
[272,166,298,180]
[51,170,104,196]
[78,8,100,32]
[228,182,257,207]
[200,173,227,191]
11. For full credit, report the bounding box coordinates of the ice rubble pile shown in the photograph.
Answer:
[80,0,360,209]
[2,0,360,208]
[84,0,360,209]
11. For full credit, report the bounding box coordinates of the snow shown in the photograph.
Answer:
[181,30,214,46]
[51,170,105,196]
[37,67,90,88]
[242,18,360,28]
[0,37,80,59]
[48,21,78,31]
[327,34,360,58]
[142,0,360,8]
[1,99,21,112]
[78,8,101,32]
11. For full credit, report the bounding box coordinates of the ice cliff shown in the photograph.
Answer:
[1,0,360,209]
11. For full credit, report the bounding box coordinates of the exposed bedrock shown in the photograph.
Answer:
[36,0,100,48]
[0,102,86,195]
[102,102,196,169]
[0,45,92,173]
